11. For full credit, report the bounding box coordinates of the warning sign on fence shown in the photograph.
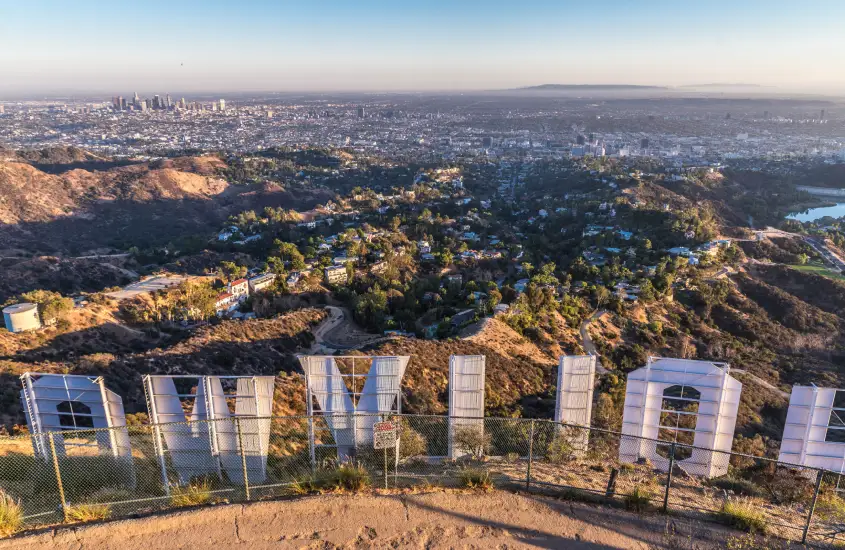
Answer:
[373,421,398,449]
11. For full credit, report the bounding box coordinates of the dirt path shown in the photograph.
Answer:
[309,306,391,352]
[1,490,741,549]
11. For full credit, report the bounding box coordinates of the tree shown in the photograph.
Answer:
[179,280,218,320]
[219,261,247,282]
[20,290,73,324]
[797,253,809,265]
[438,250,453,267]
[594,286,611,309]
[520,262,534,276]
[531,262,559,286]
[274,240,306,270]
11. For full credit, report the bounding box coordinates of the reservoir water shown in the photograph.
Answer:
[787,203,845,223]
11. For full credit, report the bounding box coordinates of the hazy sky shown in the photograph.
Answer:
[2,0,845,95]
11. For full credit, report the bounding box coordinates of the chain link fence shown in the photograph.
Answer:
[2,415,845,546]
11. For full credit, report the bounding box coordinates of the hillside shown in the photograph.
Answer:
[362,317,562,417]
[0,309,327,426]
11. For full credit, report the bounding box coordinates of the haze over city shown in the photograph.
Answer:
[2,0,845,95]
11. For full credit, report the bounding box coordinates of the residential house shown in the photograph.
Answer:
[325,265,348,285]
[228,279,249,301]
[248,272,276,293]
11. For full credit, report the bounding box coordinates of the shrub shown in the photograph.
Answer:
[719,500,767,533]
[451,425,490,460]
[708,476,762,497]
[458,467,493,491]
[618,463,637,475]
[0,491,23,538]
[504,452,520,464]
[814,491,845,523]
[399,422,428,460]
[329,463,370,492]
[66,503,111,522]
[624,484,654,513]
[545,436,576,464]
[170,479,213,507]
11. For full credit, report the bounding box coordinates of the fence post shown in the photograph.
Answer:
[662,443,675,513]
[526,419,535,489]
[235,417,250,501]
[802,470,825,544]
[49,433,68,522]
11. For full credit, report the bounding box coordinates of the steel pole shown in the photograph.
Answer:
[49,433,68,522]
[803,470,825,544]
[526,419,535,489]
[236,417,250,501]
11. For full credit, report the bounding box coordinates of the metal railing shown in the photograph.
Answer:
[1,414,845,546]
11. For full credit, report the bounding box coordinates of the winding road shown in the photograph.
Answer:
[579,310,608,374]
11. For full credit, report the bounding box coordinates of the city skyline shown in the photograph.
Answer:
[2,0,845,95]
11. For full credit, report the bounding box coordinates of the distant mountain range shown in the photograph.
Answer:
[510,84,667,91]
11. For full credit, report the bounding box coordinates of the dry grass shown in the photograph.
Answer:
[458,467,493,491]
[0,491,23,538]
[719,499,767,533]
[170,480,213,507]
[66,503,111,522]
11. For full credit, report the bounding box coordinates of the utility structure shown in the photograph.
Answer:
[620,357,742,478]
[778,385,845,474]
[142,375,274,488]
[448,355,486,459]
[300,355,409,463]
[20,373,132,471]
[554,355,597,453]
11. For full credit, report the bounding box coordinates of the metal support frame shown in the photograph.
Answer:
[803,470,825,544]
[663,443,676,513]
[49,433,68,522]
[236,417,250,501]
[302,356,407,460]
[526,419,535,489]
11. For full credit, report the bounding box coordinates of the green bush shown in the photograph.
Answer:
[545,436,576,464]
[814,491,845,523]
[458,467,493,491]
[708,476,762,497]
[451,425,490,460]
[624,484,654,513]
[719,500,767,533]
[399,422,428,460]
[291,463,372,494]
[0,490,23,538]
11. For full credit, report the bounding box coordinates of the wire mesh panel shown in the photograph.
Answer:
[6,413,845,545]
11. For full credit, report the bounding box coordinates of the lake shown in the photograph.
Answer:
[787,203,845,223]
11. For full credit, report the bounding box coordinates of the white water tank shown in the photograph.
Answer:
[3,303,42,333]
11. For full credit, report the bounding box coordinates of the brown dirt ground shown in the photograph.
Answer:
[0,489,759,549]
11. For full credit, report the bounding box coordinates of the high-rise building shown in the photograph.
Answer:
[165,94,172,108]
[180,98,186,109]
[119,96,126,110]
[357,107,365,118]
[576,135,586,145]
[640,138,649,150]
[0,105,5,114]
[482,136,493,148]
[219,99,226,111]
[821,109,826,120]
[764,110,769,119]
